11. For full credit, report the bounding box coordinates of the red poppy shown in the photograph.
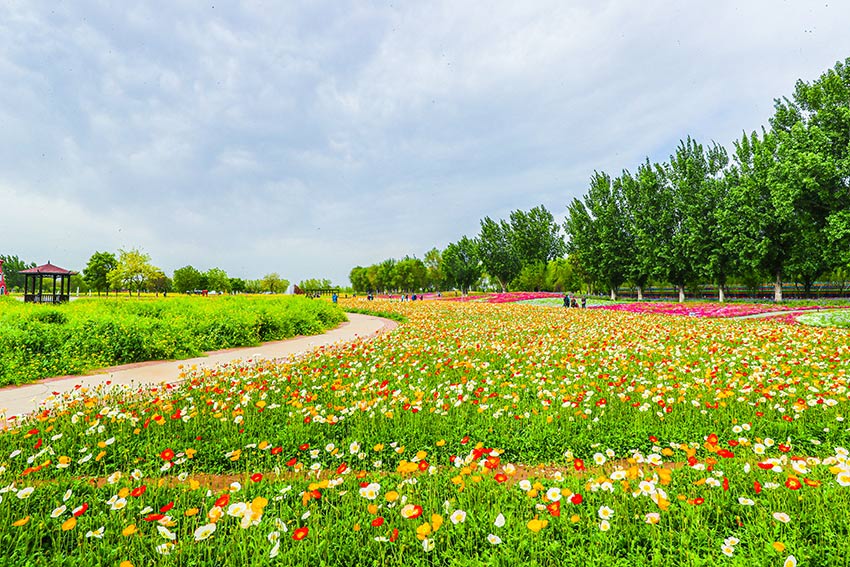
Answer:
[460,436,470,445]
[371,517,384,527]
[649,435,658,443]
[690,498,705,506]
[336,463,348,475]
[574,459,585,472]
[494,473,508,483]
[286,457,298,467]
[547,501,561,517]
[73,503,89,517]
[706,433,719,445]
[292,527,309,541]
[160,449,175,461]
[131,485,147,498]
[298,443,309,451]
[778,444,791,453]
[804,478,821,488]
[570,493,583,505]
[390,528,399,542]
[754,481,762,494]
[756,462,774,470]
[144,513,165,522]
[722,477,729,491]
[251,473,263,483]
[785,477,802,490]
[717,449,734,459]
[160,501,174,513]
[215,494,231,508]
[34,438,42,450]
[418,461,429,472]
[271,447,283,455]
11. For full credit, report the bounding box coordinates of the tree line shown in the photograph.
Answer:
[349,58,850,302]
[349,205,580,294]
[565,58,850,303]
[1,250,294,296]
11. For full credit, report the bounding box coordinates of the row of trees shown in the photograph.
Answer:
[82,250,290,296]
[3,249,305,296]
[566,58,850,302]
[349,205,573,294]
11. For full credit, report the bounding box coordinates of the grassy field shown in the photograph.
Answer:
[0,298,848,566]
[0,295,346,387]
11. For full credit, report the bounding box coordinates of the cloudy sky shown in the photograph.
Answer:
[2,1,848,286]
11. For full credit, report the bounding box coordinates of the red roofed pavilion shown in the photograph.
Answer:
[20,261,77,304]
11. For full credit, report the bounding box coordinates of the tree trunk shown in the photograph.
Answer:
[610,288,616,301]
[774,272,783,303]
[677,285,685,303]
[718,286,725,303]
[636,286,644,301]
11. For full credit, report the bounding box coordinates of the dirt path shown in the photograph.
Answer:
[0,313,397,423]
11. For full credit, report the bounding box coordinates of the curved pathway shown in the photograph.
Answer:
[0,313,397,423]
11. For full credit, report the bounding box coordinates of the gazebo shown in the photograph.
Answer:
[20,262,77,304]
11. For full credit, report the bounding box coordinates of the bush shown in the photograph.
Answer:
[0,296,346,386]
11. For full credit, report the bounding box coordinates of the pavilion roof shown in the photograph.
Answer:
[19,262,77,276]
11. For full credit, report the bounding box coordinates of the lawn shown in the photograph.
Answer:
[0,295,346,387]
[0,299,848,566]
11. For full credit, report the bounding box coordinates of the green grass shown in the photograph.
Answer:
[0,295,346,386]
[797,309,850,328]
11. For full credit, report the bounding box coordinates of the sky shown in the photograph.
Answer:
[2,1,849,286]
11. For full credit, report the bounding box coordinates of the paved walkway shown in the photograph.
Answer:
[0,313,397,423]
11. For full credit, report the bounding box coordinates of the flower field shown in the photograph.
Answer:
[592,302,837,318]
[1,299,849,565]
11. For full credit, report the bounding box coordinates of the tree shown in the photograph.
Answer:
[0,255,35,291]
[107,249,159,297]
[544,257,584,293]
[423,248,446,291]
[205,268,231,293]
[229,278,247,293]
[172,265,202,294]
[727,129,803,302]
[375,260,396,293]
[620,163,669,300]
[511,261,547,291]
[244,279,263,294]
[148,269,171,297]
[349,266,370,292]
[262,273,289,293]
[509,205,567,266]
[298,278,332,291]
[393,257,428,291]
[83,251,118,296]
[477,217,520,292]
[565,172,630,300]
[442,236,482,294]
[662,137,730,302]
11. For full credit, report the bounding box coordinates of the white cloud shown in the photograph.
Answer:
[1,0,849,284]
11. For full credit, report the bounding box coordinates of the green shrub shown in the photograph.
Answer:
[0,296,346,386]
